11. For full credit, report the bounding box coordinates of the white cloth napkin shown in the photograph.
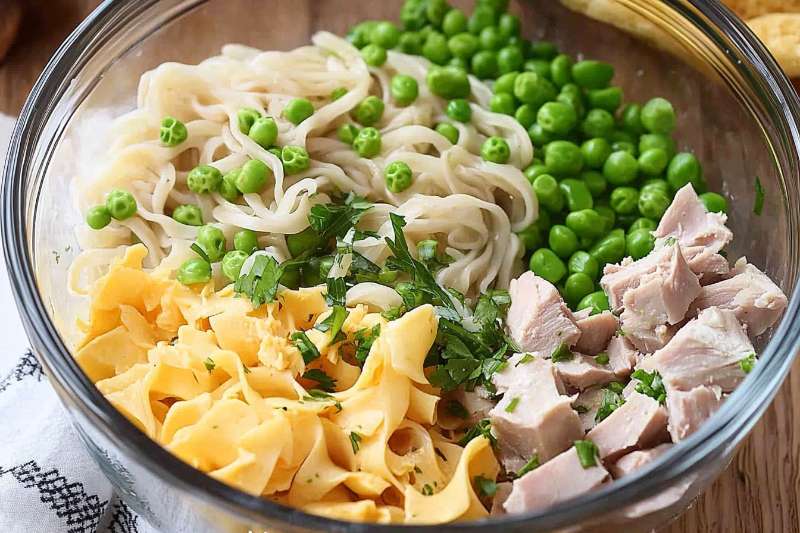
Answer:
[0,114,157,533]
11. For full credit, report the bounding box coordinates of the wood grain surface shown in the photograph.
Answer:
[0,1,797,532]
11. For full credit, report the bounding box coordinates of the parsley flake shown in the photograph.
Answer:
[550,342,574,363]
[739,352,756,374]
[291,331,320,364]
[473,475,497,497]
[754,176,765,216]
[302,369,337,392]
[203,357,216,372]
[574,440,599,468]
[349,432,362,454]
[504,397,520,413]
[631,369,667,404]
[458,419,496,447]
[516,454,540,478]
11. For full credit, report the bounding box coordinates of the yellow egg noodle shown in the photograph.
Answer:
[66,33,537,523]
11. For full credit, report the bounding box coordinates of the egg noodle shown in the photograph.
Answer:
[69,32,537,523]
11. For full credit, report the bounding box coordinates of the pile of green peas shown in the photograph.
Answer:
[176,227,262,286]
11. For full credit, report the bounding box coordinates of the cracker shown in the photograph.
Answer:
[723,0,800,20]
[747,13,800,77]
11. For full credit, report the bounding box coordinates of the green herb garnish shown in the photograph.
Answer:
[595,352,609,365]
[458,419,496,447]
[574,440,600,468]
[631,369,667,404]
[349,431,362,454]
[234,254,284,307]
[739,352,756,374]
[516,353,535,366]
[302,389,343,412]
[353,323,381,364]
[753,176,764,216]
[302,369,336,392]
[445,399,470,419]
[291,331,320,364]
[315,306,348,344]
[473,475,497,497]
[516,454,540,477]
[203,357,216,372]
[595,387,624,423]
[421,484,434,496]
[504,397,520,413]
[550,342,574,363]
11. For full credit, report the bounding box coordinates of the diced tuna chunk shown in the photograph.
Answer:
[491,482,513,516]
[506,272,581,357]
[446,387,495,425]
[681,246,730,282]
[503,446,610,514]
[575,311,618,355]
[639,307,754,393]
[556,353,618,391]
[573,387,605,432]
[654,184,733,253]
[610,444,673,478]
[607,335,638,379]
[586,392,669,461]
[665,385,723,442]
[690,258,787,336]
[490,355,584,471]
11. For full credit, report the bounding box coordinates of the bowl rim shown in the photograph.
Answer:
[3,0,800,530]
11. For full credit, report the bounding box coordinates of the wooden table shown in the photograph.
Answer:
[0,1,797,531]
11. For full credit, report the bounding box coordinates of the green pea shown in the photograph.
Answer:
[568,251,600,280]
[550,54,574,88]
[610,186,640,215]
[426,0,450,26]
[220,170,240,201]
[494,72,518,95]
[283,98,314,125]
[443,9,468,36]
[448,32,479,59]
[196,225,226,262]
[524,164,550,184]
[468,5,498,34]
[370,21,401,48]
[236,159,270,193]
[423,32,452,65]
[533,174,564,212]
[610,129,637,145]
[581,138,612,169]
[177,258,212,286]
[330,87,348,101]
[515,104,538,129]
[446,99,472,123]
[557,83,585,119]
[86,205,111,230]
[498,46,525,74]
[347,21,378,47]
[471,50,499,79]
[586,87,623,113]
[353,127,382,158]
[595,204,616,232]
[187,165,222,194]
[581,109,615,138]
[385,160,414,193]
[286,227,322,258]
[222,250,249,282]
[479,26,505,51]
[398,31,423,54]
[603,151,639,185]
[103,190,137,221]
[481,136,511,164]
[559,178,593,212]
[234,229,259,254]
[578,290,610,315]
[544,140,583,177]
[638,188,671,219]
[529,40,558,60]
[268,147,283,159]
[629,217,657,233]
[160,116,188,146]
[571,60,614,90]
[172,204,203,226]
[391,75,419,106]
[638,148,669,176]
[564,273,595,307]
[517,223,543,250]
[427,66,471,98]
[246,116,277,147]
[639,133,676,159]
[548,224,579,259]
[580,170,607,198]
[530,248,567,284]
[612,141,637,157]
[490,93,517,116]
[537,101,577,136]
[566,209,606,238]
[589,228,626,265]
[641,97,676,134]
[619,103,644,135]
[525,59,552,79]
[615,213,639,230]
[436,123,460,144]
[527,123,553,148]
[667,152,703,191]
[699,192,728,213]
[514,72,557,107]
[237,108,261,134]
[626,228,655,260]
[498,12,520,38]
[401,0,427,29]
[449,57,469,71]
[361,44,388,67]
[534,209,553,233]
[337,123,360,145]
[352,95,385,126]
[641,178,670,196]
[281,146,311,175]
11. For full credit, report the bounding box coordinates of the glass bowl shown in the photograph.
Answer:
[3,1,800,531]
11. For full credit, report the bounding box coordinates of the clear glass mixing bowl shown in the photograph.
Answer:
[3,1,800,531]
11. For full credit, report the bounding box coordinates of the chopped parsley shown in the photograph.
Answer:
[739,352,756,374]
[349,432,362,454]
[595,352,609,365]
[308,193,373,243]
[203,357,216,372]
[315,306,348,344]
[550,342,574,363]
[473,475,497,497]
[458,419,496,447]
[190,242,211,263]
[302,369,336,392]
[631,369,667,404]
[302,389,343,412]
[445,399,470,419]
[595,386,624,423]
[421,484,434,496]
[664,236,677,246]
[504,397,520,413]
[574,440,599,468]
[353,324,381,364]
[234,254,285,307]
[573,404,589,414]
[516,454,540,478]
[516,353,536,366]
[753,176,764,216]
[291,331,320,364]
[381,305,406,321]
[325,276,347,307]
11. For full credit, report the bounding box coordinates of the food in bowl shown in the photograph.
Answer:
[67,0,788,524]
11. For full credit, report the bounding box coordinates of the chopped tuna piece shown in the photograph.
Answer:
[447,387,495,425]
[606,335,638,379]
[639,307,754,392]
[490,355,584,471]
[666,385,723,442]
[573,387,605,432]
[506,272,581,357]
[690,258,787,336]
[503,446,610,513]
[491,482,513,516]
[681,246,730,282]
[575,311,618,355]
[556,353,618,391]
[585,392,669,461]
[654,184,733,253]
[610,444,673,478]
